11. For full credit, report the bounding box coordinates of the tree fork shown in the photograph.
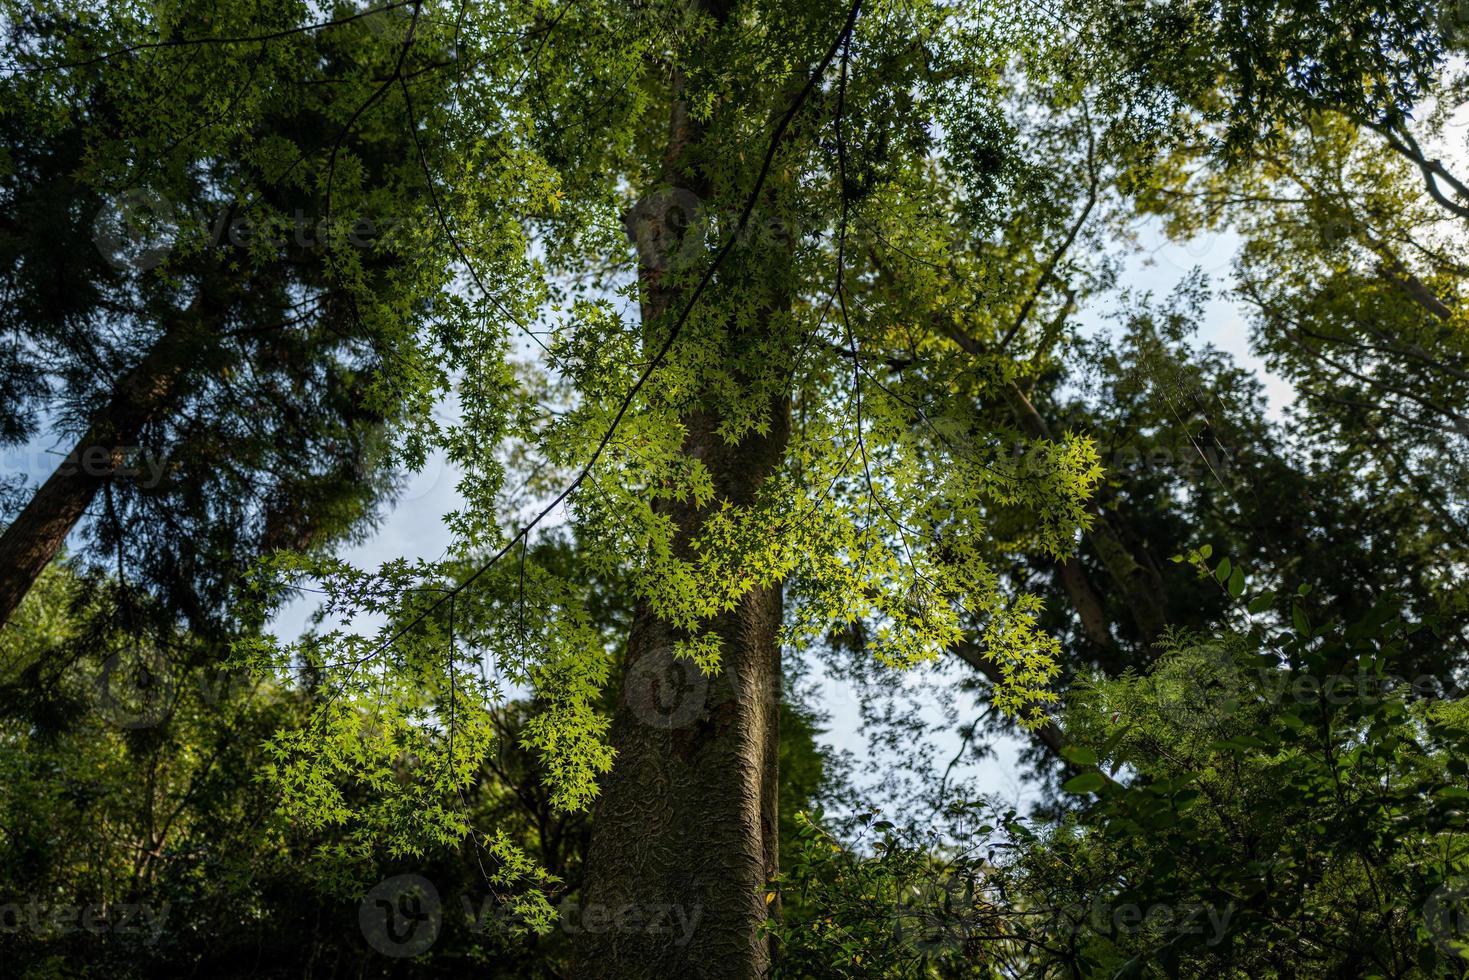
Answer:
[575,2,860,971]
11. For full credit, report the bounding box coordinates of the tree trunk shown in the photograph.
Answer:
[0,310,204,627]
[1056,554,1118,653]
[574,406,789,978]
[575,3,795,971]
[1003,380,1168,647]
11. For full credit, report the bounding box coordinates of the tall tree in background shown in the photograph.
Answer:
[0,1,475,638]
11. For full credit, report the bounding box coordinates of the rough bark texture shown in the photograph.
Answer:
[0,437,109,626]
[575,2,796,972]
[575,406,789,977]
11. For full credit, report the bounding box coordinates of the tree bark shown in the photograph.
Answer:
[0,307,206,627]
[574,405,789,978]
[1057,554,1117,652]
[574,3,799,972]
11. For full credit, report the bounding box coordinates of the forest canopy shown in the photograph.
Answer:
[1,0,1468,977]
